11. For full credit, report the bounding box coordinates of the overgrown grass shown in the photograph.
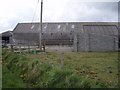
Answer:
[0,47,2,89]
[0,61,2,89]
[2,49,119,88]
[29,51,118,88]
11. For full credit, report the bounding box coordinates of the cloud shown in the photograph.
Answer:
[0,0,118,33]
[43,2,118,22]
[0,18,9,29]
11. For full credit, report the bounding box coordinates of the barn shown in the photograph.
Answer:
[1,31,13,47]
[12,22,119,52]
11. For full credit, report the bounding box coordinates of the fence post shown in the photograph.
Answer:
[43,41,45,52]
[60,52,64,68]
[28,45,30,53]
[59,43,64,68]
[11,45,14,52]
[19,45,21,53]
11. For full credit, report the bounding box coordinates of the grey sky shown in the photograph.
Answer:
[0,0,119,33]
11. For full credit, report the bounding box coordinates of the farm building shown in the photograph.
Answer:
[11,22,119,52]
[1,31,13,47]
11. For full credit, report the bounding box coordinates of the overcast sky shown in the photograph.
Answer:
[0,0,119,33]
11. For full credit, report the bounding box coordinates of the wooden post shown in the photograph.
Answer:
[60,43,64,68]
[39,0,43,50]
[11,45,14,52]
[34,45,36,54]
[19,45,21,53]
[28,45,30,53]
[60,52,64,68]
[43,41,45,52]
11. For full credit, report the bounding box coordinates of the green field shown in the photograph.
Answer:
[2,49,119,88]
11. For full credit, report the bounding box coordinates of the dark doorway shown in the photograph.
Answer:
[1,31,12,46]
[2,37,9,44]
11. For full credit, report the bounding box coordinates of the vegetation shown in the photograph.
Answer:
[0,47,2,89]
[2,49,119,88]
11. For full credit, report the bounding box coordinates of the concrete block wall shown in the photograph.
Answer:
[77,33,89,51]
[76,33,118,52]
[89,34,115,51]
[114,37,118,51]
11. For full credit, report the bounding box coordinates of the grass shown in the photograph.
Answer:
[29,51,118,88]
[2,49,119,88]
[0,63,2,89]
[0,47,2,89]
[2,65,26,88]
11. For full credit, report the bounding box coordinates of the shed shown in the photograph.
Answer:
[2,31,13,45]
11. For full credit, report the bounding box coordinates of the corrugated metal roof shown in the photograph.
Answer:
[2,31,12,37]
[83,25,118,36]
[13,22,118,45]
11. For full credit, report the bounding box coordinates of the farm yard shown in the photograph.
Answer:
[2,48,119,88]
[0,0,119,88]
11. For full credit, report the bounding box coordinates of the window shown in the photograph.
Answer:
[58,25,61,29]
[44,24,47,29]
[31,25,34,29]
[71,24,75,29]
